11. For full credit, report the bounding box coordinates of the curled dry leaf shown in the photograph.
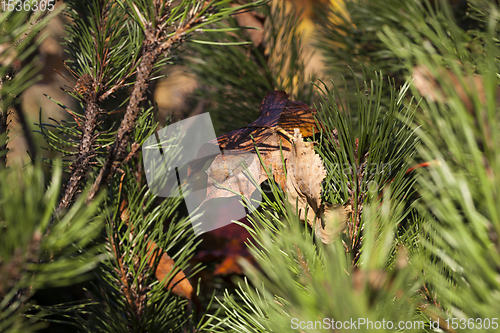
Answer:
[231,4,265,47]
[285,128,351,243]
[412,65,500,114]
[147,241,202,309]
[191,91,350,244]
[119,199,200,307]
[285,128,324,221]
[318,203,352,244]
[190,90,318,210]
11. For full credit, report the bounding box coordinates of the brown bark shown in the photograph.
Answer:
[58,99,100,210]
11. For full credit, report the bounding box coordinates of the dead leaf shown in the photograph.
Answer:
[153,251,194,299]
[191,91,350,243]
[201,150,263,204]
[285,128,324,220]
[190,91,318,209]
[231,4,265,47]
[317,203,352,244]
[207,90,318,152]
[194,216,256,276]
[119,198,200,307]
[412,65,496,114]
[147,241,202,309]
[285,128,351,243]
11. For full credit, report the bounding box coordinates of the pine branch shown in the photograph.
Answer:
[0,6,61,166]
[86,0,262,202]
[58,94,100,209]
[0,161,105,332]
[58,1,138,210]
[108,217,138,315]
[0,76,7,168]
[80,169,203,332]
[87,16,198,202]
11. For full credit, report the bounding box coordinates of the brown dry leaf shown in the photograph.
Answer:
[152,250,193,299]
[285,128,324,221]
[119,199,200,306]
[201,150,264,204]
[210,90,318,151]
[285,128,351,243]
[231,4,265,47]
[412,65,492,114]
[198,131,292,208]
[194,217,255,276]
[191,91,318,208]
[147,241,201,309]
[317,203,352,244]
[193,91,350,243]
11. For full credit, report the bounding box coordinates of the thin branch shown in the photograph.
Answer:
[293,244,311,280]
[87,9,206,203]
[109,220,137,314]
[58,97,100,210]
[99,72,134,102]
[57,3,125,210]
[0,110,8,167]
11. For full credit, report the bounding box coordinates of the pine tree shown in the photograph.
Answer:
[1,0,500,332]
[3,0,266,331]
[185,0,500,332]
[0,5,105,332]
